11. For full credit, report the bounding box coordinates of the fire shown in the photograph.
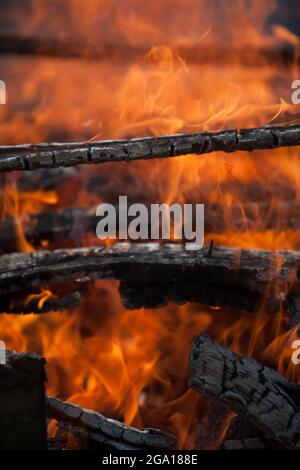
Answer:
[8,288,56,311]
[0,180,57,252]
[0,0,300,449]
[24,289,55,310]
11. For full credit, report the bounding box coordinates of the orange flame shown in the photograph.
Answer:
[0,0,300,449]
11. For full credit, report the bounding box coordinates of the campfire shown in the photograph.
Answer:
[0,0,300,451]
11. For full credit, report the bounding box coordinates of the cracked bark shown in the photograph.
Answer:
[0,243,300,313]
[1,124,300,172]
[189,334,300,449]
[47,396,176,450]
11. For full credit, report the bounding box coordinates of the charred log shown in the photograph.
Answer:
[47,396,176,450]
[119,279,268,312]
[193,401,234,450]
[0,291,82,314]
[0,33,297,67]
[189,334,300,449]
[0,243,300,314]
[0,350,47,449]
[56,421,145,450]
[1,124,300,172]
[220,413,278,450]
[17,167,78,191]
[224,414,271,441]
[0,208,98,253]
[2,201,300,253]
[0,34,149,62]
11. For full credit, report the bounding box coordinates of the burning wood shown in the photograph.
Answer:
[0,350,47,449]
[189,334,300,449]
[1,291,82,314]
[224,414,271,441]
[0,243,299,314]
[1,124,300,172]
[0,33,297,67]
[56,422,144,450]
[17,167,78,191]
[2,201,299,253]
[47,396,176,450]
[0,208,97,253]
[120,275,297,313]
[1,0,300,453]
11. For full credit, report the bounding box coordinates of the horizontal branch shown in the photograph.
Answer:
[3,201,299,253]
[189,334,300,449]
[1,124,300,172]
[0,34,297,67]
[0,243,299,313]
[47,396,176,450]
